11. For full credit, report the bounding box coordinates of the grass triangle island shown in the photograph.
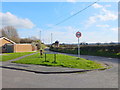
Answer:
[12,53,105,70]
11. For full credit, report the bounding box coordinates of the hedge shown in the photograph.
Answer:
[50,45,120,58]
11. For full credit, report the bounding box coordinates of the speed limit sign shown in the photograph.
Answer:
[76,31,81,38]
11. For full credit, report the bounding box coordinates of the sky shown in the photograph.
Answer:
[0,1,118,44]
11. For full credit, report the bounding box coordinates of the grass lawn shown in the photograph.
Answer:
[0,52,36,62]
[12,53,105,70]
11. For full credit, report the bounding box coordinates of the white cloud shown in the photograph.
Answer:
[66,0,77,2]
[85,16,97,27]
[42,25,79,44]
[86,4,117,28]
[97,8,117,21]
[92,3,103,8]
[0,12,35,29]
[42,25,118,44]
[96,24,110,28]
[92,4,111,9]
[28,25,118,44]
[83,31,118,43]
[104,5,111,7]
[110,27,118,31]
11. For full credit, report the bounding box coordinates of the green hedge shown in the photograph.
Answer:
[50,45,120,58]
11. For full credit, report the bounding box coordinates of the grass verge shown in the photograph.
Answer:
[12,53,105,70]
[0,52,35,62]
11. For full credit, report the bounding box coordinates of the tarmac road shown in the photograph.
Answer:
[1,53,119,88]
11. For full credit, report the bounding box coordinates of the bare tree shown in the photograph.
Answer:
[0,26,20,43]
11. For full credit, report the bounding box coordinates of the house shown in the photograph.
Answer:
[52,41,59,47]
[0,37,16,53]
[0,37,37,53]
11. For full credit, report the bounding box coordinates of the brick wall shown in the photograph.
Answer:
[14,44,33,52]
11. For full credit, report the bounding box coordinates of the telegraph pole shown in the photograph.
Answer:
[40,30,41,41]
[40,30,41,49]
[51,33,53,44]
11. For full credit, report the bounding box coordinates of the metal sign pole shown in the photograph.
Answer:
[78,38,80,58]
[76,31,81,58]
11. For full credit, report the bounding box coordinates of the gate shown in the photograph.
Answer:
[6,44,14,53]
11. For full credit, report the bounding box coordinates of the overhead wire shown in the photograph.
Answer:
[55,0,100,26]
[43,0,100,44]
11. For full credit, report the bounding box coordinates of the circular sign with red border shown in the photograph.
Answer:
[76,31,81,38]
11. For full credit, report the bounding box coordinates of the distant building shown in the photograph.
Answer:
[52,41,59,47]
[0,37,37,53]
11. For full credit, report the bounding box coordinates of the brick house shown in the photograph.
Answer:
[0,37,37,53]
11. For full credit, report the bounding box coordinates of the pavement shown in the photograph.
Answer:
[1,50,109,74]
